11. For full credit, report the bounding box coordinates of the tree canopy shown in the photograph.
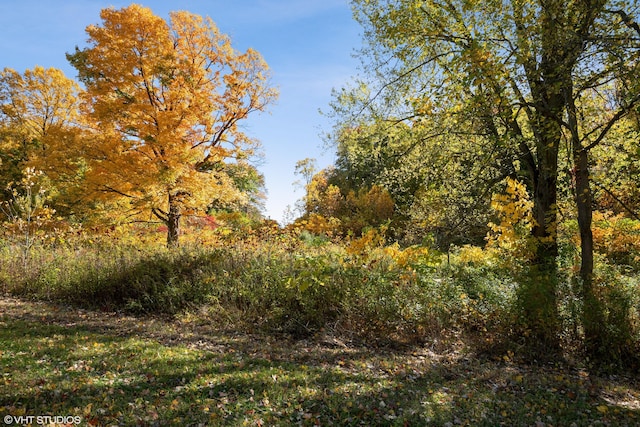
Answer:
[0,66,86,214]
[319,0,640,352]
[67,4,277,245]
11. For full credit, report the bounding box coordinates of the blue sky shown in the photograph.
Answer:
[0,0,362,222]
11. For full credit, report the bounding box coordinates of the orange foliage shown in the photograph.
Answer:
[300,213,342,237]
[592,211,640,264]
[346,226,387,256]
[69,5,277,244]
[0,66,85,202]
[300,168,394,237]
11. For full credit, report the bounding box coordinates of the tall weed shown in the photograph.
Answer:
[9,230,635,360]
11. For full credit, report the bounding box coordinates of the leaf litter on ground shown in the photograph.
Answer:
[1,296,638,426]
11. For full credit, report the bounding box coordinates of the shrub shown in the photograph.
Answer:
[588,258,640,365]
[592,212,640,268]
[5,232,631,362]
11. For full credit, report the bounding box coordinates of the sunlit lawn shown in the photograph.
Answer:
[1,297,638,426]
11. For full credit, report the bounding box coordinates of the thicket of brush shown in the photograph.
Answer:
[1,223,638,368]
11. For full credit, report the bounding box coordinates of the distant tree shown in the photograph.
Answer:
[298,167,394,237]
[293,158,318,215]
[0,66,85,216]
[209,161,267,220]
[68,5,277,246]
[325,119,497,247]
[294,158,318,190]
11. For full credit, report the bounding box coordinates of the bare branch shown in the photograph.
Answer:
[151,207,168,222]
[584,91,640,151]
[605,9,640,38]
[592,179,640,221]
[100,185,135,199]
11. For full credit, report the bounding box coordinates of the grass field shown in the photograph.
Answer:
[1,297,638,426]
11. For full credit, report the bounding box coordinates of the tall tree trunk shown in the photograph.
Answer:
[167,193,181,247]
[520,118,561,350]
[565,80,605,358]
[532,153,559,261]
[151,193,182,247]
[517,93,563,350]
[574,148,602,346]
[515,3,576,346]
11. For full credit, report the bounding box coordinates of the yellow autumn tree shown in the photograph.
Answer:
[67,5,277,245]
[0,66,85,215]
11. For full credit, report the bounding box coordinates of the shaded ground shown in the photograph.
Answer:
[1,296,638,426]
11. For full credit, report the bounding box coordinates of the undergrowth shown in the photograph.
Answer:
[0,228,638,367]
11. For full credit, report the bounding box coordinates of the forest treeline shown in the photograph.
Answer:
[1,2,640,367]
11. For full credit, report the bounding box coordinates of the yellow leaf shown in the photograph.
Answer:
[83,403,93,415]
[597,405,608,414]
[171,399,180,410]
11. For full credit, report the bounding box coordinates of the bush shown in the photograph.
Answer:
[1,233,498,343]
[10,229,634,361]
[587,259,640,365]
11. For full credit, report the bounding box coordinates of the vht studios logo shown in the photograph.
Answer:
[4,415,82,425]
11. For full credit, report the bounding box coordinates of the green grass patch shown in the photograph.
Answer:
[1,298,638,426]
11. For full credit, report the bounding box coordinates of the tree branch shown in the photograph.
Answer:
[151,207,168,223]
[605,9,640,38]
[592,179,640,221]
[584,91,640,151]
[101,185,135,199]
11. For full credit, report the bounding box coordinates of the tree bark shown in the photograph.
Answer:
[521,134,561,349]
[565,77,605,357]
[166,193,181,247]
[513,2,581,347]
[528,69,563,266]
[576,146,608,357]
[517,98,563,350]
